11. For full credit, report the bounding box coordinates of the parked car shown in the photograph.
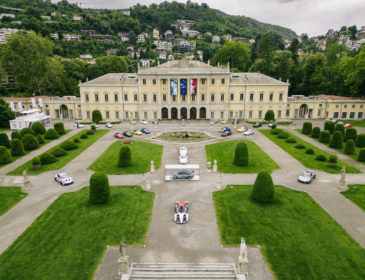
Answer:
[243,129,255,136]
[122,131,133,137]
[179,146,187,157]
[113,132,124,139]
[172,170,194,180]
[221,120,228,124]
[133,130,143,135]
[298,170,316,184]
[54,171,73,186]
[179,155,188,164]
[174,201,189,224]
[221,130,232,137]
[140,120,148,124]
[219,127,231,133]
[74,123,84,128]
[105,123,112,128]
[268,121,277,128]
[253,122,262,128]
[344,123,353,128]
[141,128,151,134]
[237,127,248,133]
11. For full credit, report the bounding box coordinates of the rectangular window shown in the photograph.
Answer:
[249,111,253,118]
[153,94,157,102]
[260,93,264,101]
[143,79,146,85]
[230,93,234,101]
[182,95,186,101]
[358,112,363,119]
[163,94,167,102]
[125,111,129,119]
[144,112,148,119]
[360,105,363,109]
[86,111,90,119]
[211,78,215,85]
[250,93,254,101]
[333,112,339,118]
[134,94,138,101]
[143,94,147,102]
[105,94,109,102]
[46,109,50,116]
[114,94,118,102]
[318,109,322,117]
[211,94,215,102]
[163,79,166,85]
[344,105,347,108]
[352,105,355,108]
[258,110,262,118]
[286,109,290,117]
[202,79,205,85]
[201,94,205,101]
[95,94,99,102]
[336,105,339,108]
[192,95,195,101]
[135,111,138,119]
[154,112,157,119]
[221,78,225,84]
[115,111,119,119]
[153,79,156,85]
[279,93,283,101]
[278,110,281,118]
[341,112,347,119]
[319,104,322,107]
[106,111,110,119]
[124,94,128,101]
[85,94,89,102]
[239,111,243,118]
[349,112,355,119]
[172,95,176,102]
[229,111,233,118]
[269,93,273,101]
[240,93,244,101]
[221,94,224,101]
[211,111,214,119]
[220,112,224,119]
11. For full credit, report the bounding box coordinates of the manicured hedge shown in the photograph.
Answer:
[32,122,46,135]
[11,139,25,156]
[80,133,88,139]
[324,121,335,134]
[0,146,11,164]
[335,123,345,135]
[32,156,40,165]
[358,149,365,162]
[11,131,21,140]
[0,133,10,149]
[87,130,94,135]
[44,129,59,140]
[329,155,337,163]
[40,153,57,165]
[356,134,365,148]
[51,148,67,157]
[278,132,289,139]
[251,172,275,203]
[306,148,314,154]
[264,110,275,121]
[344,139,355,155]
[119,146,131,167]
[270,129,282,135]
[22,134,39,151]
[344,128,357,142]
[234,142,248,166]
[319,130,331,143]
[89,172,111,204]
[92,110,102,124]
[20,128,35,137]
[329,131,343,148]
[295,144,305,149]
[302,122,312,135]
[54,122,66,135]
[316,155,326,161]
[73,138,80,143]
[60,141,78,151]
[37,134,45,144]
[311,127,321,138]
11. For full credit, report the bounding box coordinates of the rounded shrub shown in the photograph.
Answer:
[54,122,66,135]
[119,146,131,167]
[311,127,321,138]
[234,142,249,166]
[324,121,335,134]
[251,172,275,203]
[356,134,365,148]
[270,128,283,135]
[51,148,67,157]
[87,130,94,135]
[44,129,60,140]
[328,155,337,163]
[316,154,326,161]
[302,122,312,135]
[277,132,289,139]
[329,131,343,148]
[11,131,21,140]
[334,123,345,135]
[92,110,102,124]
[11,139,25,156]
[37,134,45,144]
[0,133,10,149]
[358,148,365,162]
[344,128,357,142]
[20,127,35,137]
[264,110,275,121]
[319,130,331,143]
[306,148,314,154]
[89,172,111,204]
[40,153,57,165]
[271,124,277,129]
[31,122,46,135]
[60,141,78,151]
[91,124,96,131]
[73,138,80,143]
[295,144,305,149]
[0,146,11,164]
[344,139,355,155]
[81,133,88,139]
[32,156,41,166]
[22,134,39,151]
[286,137,296,143]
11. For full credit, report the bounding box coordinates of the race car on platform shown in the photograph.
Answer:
[174,201,189,224]
[298,170,316,184]
[54,170,74,186]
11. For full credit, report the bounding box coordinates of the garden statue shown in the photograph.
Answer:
[238,237,249,275]
[337,166,347,191]
[213,160,218,172]
[145,172,151,191]
[118,236,129,275]
[150,160,155,173]
[22,169,30,192]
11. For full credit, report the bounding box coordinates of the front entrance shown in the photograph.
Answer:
[181,107,187,119]
[171,107,178,119]
[60,104,69,119]
[190,107,197,120]
[199,107,206,119]
[162,107,168,119]
[299,104,309,118]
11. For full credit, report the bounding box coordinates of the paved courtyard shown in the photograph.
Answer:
[0,120,365,280]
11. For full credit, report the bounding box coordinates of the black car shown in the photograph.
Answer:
[173,170,194,180]
[231,119,240,124]
[122,131,133,137]
[253,122,262,128]
[221,130,232,137]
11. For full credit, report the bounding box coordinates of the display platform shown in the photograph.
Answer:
[165,164,200,181]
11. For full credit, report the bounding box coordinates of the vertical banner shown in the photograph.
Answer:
[9,101,15,111]
[190,78,197,95]
[31,97,36,107]
[18,101,23,112]
[38,98,43,107]
[180,79,187,96]
[170,79,177,96]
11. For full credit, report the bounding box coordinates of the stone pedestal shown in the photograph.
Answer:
[337,166,348,192]
[150,160,155,173]
[145,173,151,191]
[216,173,223,190]
[118,255,129,275]
[238,256,249,275]
[213,160,217,173]
[22,179,31,193]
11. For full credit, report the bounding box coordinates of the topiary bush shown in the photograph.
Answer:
[344,128,357,142]
[295,144,305,149]
[306,148,314,154]
[87,130,94,135]
[31,122,46,135]
[22,134,39,151]
[286,137,296,143]
[264,110,275,121]
[81,133,88,139]
[91,124,96,131]
[73,138,80,143]
[54,122,66,135]
[44,128,60,140]
[119,146,131,167]
[319,130,331,143]
[271,124,277,129]
[302,122,312,135]
[20,127,35,137]
[89,172,111,204]
[11,131,21,140]
[11,139,25,156]
[316,154,326,161]
[329,155,337,163]
[311,127,321,138]
[40,152,57,165]
[32,156,41,166]
[51,148,67,157]
[270,128,283,135]
[37,134,45,144]
[344,139,355,155]
[250,172,275,204]
[334,123,345,135]
[0,133,10,149]
[60,141,78,151]
[356,134,365,148]
[358,148,365,162]
[0,146,11,164]
[234,142,249,166]
[329,131,343,148]
[92,110,102,124]
[277,132,289,139]
[324,121,335,134]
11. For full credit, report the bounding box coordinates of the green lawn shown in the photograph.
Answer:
[260,129,360,173]
[214,185,365,280]
[8,130,107,175]
[341,185,365,211]
[88,140,163,174]
[205,140,280,173]
[343,120,365,127]
[0,187,27,216]
[0,186,154,280]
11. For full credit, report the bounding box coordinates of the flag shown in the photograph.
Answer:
[18,101,23,112]
[180,79,187,96]
[38,98,43,107]
[190,78,197,95]
[170,79,177,96]
[9,101,15,111]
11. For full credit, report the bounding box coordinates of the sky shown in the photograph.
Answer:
[60,0,365,37]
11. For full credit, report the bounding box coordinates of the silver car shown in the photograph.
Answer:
[172,170,194,180]
[298,170,316,184]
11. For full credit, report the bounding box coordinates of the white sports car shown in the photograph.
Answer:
[243,129,254,136]
[179,146,187,157]
[174,201,189,224]
[298,170,316,184]
[54,171,74,186]
[179,155,188,164]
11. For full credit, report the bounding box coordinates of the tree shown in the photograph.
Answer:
[54,122,66,135]
[358,148,365,162]
[11,139,25,157]
[119,146,131,167]
[0,133,10,149]
[89,172,112,204]
[319,130,331,143]
[344,128,357,142]
[288,38,299,64]
[329,131,343,148]
[45,129,59,139]
[311,127,321,138]
[31,122,46,135]
[324,121,335,134]
[0,146,11,164]
[356,134,365,148]
[22,134,39,150]
[334,123,345,135]
[234,142,248,166]
[87,56,129,80]
[212,41,251,72]
[40,152,58,165]
[264,110,275,121]
[251,172,275,203]
[11,131,21,140]
[344,139,355,154]
[302,122,312,135]
[92,110,102,124]
[0,98,15,128]
[302,53,327,95]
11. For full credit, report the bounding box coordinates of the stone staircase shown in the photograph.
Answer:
[129,263,237,279]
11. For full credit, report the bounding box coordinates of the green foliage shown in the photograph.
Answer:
[356,134,365,148]
[54,122,66,135]
[286,137,296,143]
[20,128,35,137]
[277,132,289,139]
[329,155,337,163]
[32,156,40,165]
[11,131,21,140]
[344,128,357,142]
[22,134,39,151]
[51,148,67,157]
[316,155,326,161]
[11,139,25,156]
[89,172,111,204]
[44,128,59,140]
[311,127,321,138]
[119,146,131,167]
[264,110,275,121]
[40,153,58,165]
[87,130,94,135]
[295,144,305,149]
[73,138,80,143]
[0,146,11,164]
[60,141,78,151]
[36,134,45,144]
[329,131,343,148]
[251,172,275,203]
[335,123,345,134]
[0,133,10,149]
[31,122,46,135]
[302,122,312,135]
[271,124,277,129]
[80,133,88,139]
[270,128,282,135]
[0,98,15,128]
[306,148,314,154]
[234,142,248,166]
[324,121,335,134]
[92,110,102,124]
[212,41,251,71]
[320,130,331,143]
[344,139,355,154]
[358,149,365,162]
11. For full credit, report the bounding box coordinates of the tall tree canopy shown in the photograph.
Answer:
[212,41,251,72]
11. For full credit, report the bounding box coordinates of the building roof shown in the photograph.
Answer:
[3,96,50,101]
[317,94,365,101]
[230,73,289,86]
[80,73,138,86]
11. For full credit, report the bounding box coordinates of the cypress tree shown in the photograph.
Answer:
[234,142,249,166]
[251,172,275,203]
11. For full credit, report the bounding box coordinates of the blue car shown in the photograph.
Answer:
[219,127,231,133]
[141,128,150,134]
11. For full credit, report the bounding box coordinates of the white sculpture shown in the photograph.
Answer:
[150,160,155,173]
[337,166,347,191]
[118,237,129,275]
[22,169,30,192]
[238,237,249,275]
[213,160,218,173]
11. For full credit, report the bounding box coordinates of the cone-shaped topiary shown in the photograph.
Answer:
[22,134,39,150]
[0,133,10,149]
[40,152,57,164]
[11,131,21,140]
[356,134,365,148]
[344,139,355,154]
[264,110,275,121]
[311,127,321,138]
[54,122,66,135]
[89,172,111,204]
[0,146,11,164]
[344,128,357,142]
[302,122,312,135]
[329,131,343,148]
[31,122,46,135]
[20,127,35,137]
[37,134,45,144]
[11,138,25,156]
[44,128,59,140]
[334,123,345,135]
[119,146,131,167]
[324,121,335,134]
[92,110,102,124]
[234,142,248,166]
[358,148,365,162]
[251,171,275,203]
[319,130,331,143]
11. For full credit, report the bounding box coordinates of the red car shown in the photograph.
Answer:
[344,123,353,128]
[113,132,124,139]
